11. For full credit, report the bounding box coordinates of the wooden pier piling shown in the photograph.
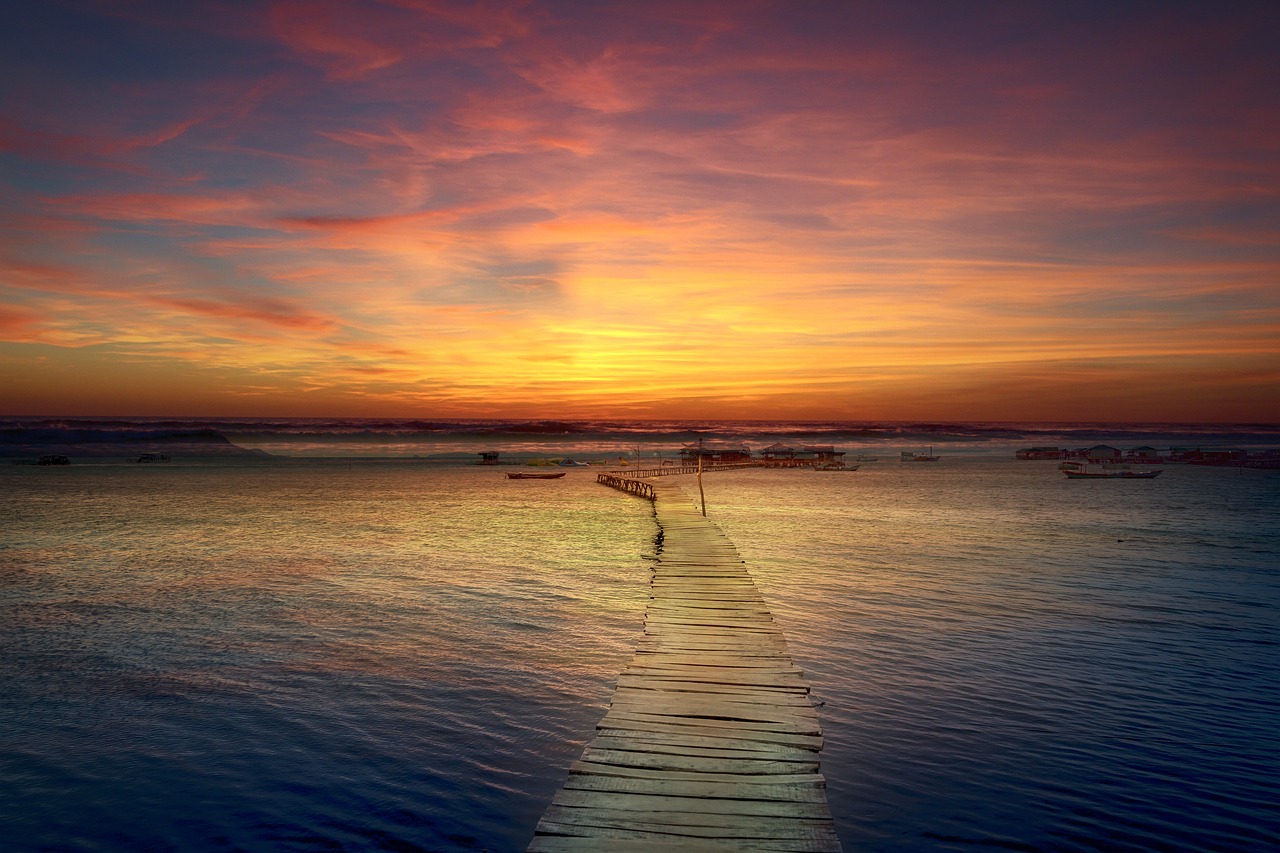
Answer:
[528,479,841,851]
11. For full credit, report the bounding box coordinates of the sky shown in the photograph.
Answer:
[2,0,1278,422]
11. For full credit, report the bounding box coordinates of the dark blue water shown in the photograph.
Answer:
[2,440,1277,851]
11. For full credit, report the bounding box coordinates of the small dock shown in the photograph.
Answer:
[528,478,840,851]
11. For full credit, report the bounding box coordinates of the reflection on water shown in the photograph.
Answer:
[3,464,654,852]
[696,459,1280,852]
[2,456,1277,851]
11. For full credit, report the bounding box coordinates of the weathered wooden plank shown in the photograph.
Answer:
[606,699,821,725]
[549,790,834,820]
[539,810,837,840]
[611,694,816,714]
[588,733,817,759]
[613,681,808,702]
[594,717,824,750]
[528,837,745,852]
[634,645,789,657]
[580,747,819,776]
[569,760,826,786]
[596,712,824,742]
[625,668,797,678]
[592,726,819,752]
[645,613,777,625]
[640,622,778,635]
[533,822,842,851]
[562,774,829,802]
[617,674,808,693]
[582,739,815,763]
[602,709,820,736]
[650,596,768,612]
[529,836,840,852]
[635,640,790,654]
[616,666,803,676]
[613,681,818,700]
[627,657,804,671]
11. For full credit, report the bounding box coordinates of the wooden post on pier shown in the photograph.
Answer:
[528,479,840,851]
[696,451,706,517]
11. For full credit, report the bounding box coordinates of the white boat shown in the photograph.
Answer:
[901,447,940,462]
[1061,462,1161,479]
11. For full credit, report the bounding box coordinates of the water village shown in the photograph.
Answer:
[481,443,859,471]
[1014,444,1280,469]
[481,441,1280,472]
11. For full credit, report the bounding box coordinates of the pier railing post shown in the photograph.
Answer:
[697,453,706,516]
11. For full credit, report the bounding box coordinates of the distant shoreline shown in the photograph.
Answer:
[3,417,1277,461]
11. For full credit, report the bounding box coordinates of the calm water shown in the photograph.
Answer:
[2,452,1278,851]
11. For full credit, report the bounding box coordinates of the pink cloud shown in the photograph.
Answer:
[0,305,39,335]
[269,1,403,80]
[151,294,341,333]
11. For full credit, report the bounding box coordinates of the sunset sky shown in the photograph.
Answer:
[2,0,1277,422]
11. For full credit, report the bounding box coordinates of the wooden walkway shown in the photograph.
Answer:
[528,479,840,852]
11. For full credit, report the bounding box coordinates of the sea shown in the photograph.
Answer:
[2,418,1278,852]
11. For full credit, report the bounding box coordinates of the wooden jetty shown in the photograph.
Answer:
[528,478,840,851]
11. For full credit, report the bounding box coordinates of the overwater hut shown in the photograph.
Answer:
[758,443,796,460]
[1187,449,1249,466]
[477,450,500,465]
[1085,445,1122,462]
[679,443,752,465]
[1127,446,1164,464]
[1015,446,1063,460]
[801,445,846,465]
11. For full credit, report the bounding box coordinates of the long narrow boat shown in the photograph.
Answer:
[506,471,567,479]
[1061,462,1161,479]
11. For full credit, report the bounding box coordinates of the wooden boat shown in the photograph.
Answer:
[1061,462,1161,479]
[506,471,567,479]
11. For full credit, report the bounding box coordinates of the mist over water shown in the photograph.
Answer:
[2,426,1277,851]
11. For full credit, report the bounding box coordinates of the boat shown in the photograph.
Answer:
[815,462,859,471]
[506,471,567,479]
[900,447,940,462]
[1061,462,1162,479]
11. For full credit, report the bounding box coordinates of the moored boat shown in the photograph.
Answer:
[506,471,567,479]
[1061,462,1161,479]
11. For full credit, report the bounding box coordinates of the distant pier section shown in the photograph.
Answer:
[528,477,840,851]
